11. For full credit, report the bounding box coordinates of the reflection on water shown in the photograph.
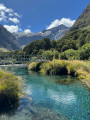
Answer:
[0,65,90,120]
[54,75,78,84]
[48,90,76,104]
[0,100,20,114]
[0,101,20,120]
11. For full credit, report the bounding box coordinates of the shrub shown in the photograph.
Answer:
[28,62,43,72]
[60,49,80,60]
[41,50,59,60]
[79,43,90,60]
[28,60,90,88]
[0,69,23,107]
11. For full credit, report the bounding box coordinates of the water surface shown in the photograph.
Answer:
[0,65,90,120]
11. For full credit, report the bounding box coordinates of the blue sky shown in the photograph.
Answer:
[0,0,90,33]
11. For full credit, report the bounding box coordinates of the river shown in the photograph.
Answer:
[0,65,90,120]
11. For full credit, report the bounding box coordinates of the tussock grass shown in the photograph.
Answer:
[40,60,68,75]
[28,62,43,72]
[0,69,23,106]
[28,60,90,88]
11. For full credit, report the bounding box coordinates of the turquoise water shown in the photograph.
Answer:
[0,65,90,120]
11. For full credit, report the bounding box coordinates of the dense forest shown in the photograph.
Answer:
[22,27,90,60]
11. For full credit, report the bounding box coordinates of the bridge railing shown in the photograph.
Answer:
[0,54,48,64]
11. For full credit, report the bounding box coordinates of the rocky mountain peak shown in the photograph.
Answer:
[70,3,90,31]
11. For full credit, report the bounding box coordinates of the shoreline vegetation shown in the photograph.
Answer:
[28,60,90,89]
[0,69,23,107]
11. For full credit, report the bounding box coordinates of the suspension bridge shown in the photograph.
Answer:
[0,53,47,65]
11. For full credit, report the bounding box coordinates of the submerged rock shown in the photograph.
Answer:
[0,103,68,120]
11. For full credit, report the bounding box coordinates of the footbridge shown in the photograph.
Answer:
[0,53,47,65]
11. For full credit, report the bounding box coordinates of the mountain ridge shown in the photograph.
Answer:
[70,3,90,31]
[56,3,90,52]
[0,24,19,50]
[13,24,69,47]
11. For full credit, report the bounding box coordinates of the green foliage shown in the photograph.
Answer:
[60,43,90,60]
[57,29,90,52]
[41,50,59,60]
[22,29,90,61]
[70,3,90,31]
[38,49,45,56]
[79,43,90,60]
[0,69,23,106]
[23,38,51,55]
[51,40,57,49]
[28,62,43,72]
[41,50,53,60]
[40,60,68,75]
[60,49,80,60]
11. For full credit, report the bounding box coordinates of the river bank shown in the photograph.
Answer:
[0,68,23,107]
[28,60,90,89]
[0,65,89,120]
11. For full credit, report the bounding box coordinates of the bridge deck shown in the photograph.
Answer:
[0,54,48,65]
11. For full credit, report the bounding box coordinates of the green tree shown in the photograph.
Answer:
[79,43,90,60]
[60,49,79,60]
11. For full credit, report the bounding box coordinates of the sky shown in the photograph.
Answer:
[0,0,90,33]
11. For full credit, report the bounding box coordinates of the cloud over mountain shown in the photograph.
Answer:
[47,18,76,29]
[0,3,31,33]
[24,29,31,34]
[0,3,20,22]
[0,3,75,33]
[4,25,22,33]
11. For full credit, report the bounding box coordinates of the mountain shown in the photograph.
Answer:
[70,3,90,31]
[0,24,19,50]
[56,3,90,51]
[23,3,90,56]
[13,24,69,47]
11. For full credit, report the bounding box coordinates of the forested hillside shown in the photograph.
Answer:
[23,4,90,60]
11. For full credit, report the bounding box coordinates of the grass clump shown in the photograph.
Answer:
[28,60,90,88]
[0,69,23,107]
[40,60,68,75]
[28,62,43,72]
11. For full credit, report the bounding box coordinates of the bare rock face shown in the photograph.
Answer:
[13,24,69,47]
[0,24,19,50]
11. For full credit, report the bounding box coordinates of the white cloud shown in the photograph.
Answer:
[4,25,22,33]
[47,18,76,29]
[24,29,31,34]
[0,3,7,11]
[0,3,32,33]
[0,3,13,13]
[0,3,20,22]
[9,13,13,17]
[0,11,7,21]
[4,25,32,33]
[14,13,20,17]
[9,17,19,24]
[6,8,13,13]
